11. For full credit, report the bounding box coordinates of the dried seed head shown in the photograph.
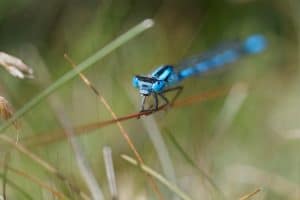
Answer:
[0,96,19,129]
[0,51,34,79]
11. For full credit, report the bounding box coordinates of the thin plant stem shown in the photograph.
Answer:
[127,88,179,200]
[23,86,229,146]
[0,135,90,200]
[53,106,104,200]
[121,154,192,200]
[0,173,33,200]
[2,153,9,200]
[103,146,118,200]
[165,130,225,199]
[26,45,98,200]
[226,164,300,199]
[239,188,261,200]
[0,19,154,132]
[64,54,164,200]
[0,163,69,200]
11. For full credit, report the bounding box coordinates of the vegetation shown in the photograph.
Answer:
[0,0,299,199]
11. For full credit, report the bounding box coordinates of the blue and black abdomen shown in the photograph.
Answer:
[177,34,267,80]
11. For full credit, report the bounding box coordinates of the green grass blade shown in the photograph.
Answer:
[165,129,225,199]
[0,173,33,200]
[0,19,154,132]
[121,154,192,200]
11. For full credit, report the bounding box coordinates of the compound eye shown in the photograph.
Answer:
[152,81,165,92]
[132,76,139,88]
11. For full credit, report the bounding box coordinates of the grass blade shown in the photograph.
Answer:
[55,109,104,200]
[0,163,69,200]
[225,164,300,199]
[0,19,154,132]
[0,135,90,199]
[2,153,9,200]
[127,88,179,200]
[121,154,192,200]
[103,146,118,200]
[239,188,261,200]
[165,130,224,199]
[64,54,164,200]
[0,173,33,200]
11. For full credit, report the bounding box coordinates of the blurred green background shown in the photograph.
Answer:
[0,0,299,199]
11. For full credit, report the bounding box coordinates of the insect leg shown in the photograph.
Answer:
[153,93,159,110]
[158,93,169,106]
[159,86,183,107]
[140,95,146,112]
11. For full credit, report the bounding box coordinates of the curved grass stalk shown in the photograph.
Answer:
[0,19,154,132]
[121,154,192,200]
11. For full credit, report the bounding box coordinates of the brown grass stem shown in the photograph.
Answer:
[121,154,192,200]
[0,162,68,200]
[225,164,300,199]
[239,188,261,200]
[0,135,90,200]
[23,86,229,147]
[64,54,164,200]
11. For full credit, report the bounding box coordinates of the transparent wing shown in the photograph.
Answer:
[174,40,241,70]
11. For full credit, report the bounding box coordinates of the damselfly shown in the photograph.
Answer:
[132,34,267,112]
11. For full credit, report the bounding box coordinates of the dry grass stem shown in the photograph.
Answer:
[64,54,164,200]
[225,164,300,199]
[127,89,179,200]
[239,188,261,200]
[0,52,33,79]
[0,162,68,200]
[121,154,192,200]
[0,135,90,200]
[23,86,229,146]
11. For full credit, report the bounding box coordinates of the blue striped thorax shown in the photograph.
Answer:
[132,65,178,96]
